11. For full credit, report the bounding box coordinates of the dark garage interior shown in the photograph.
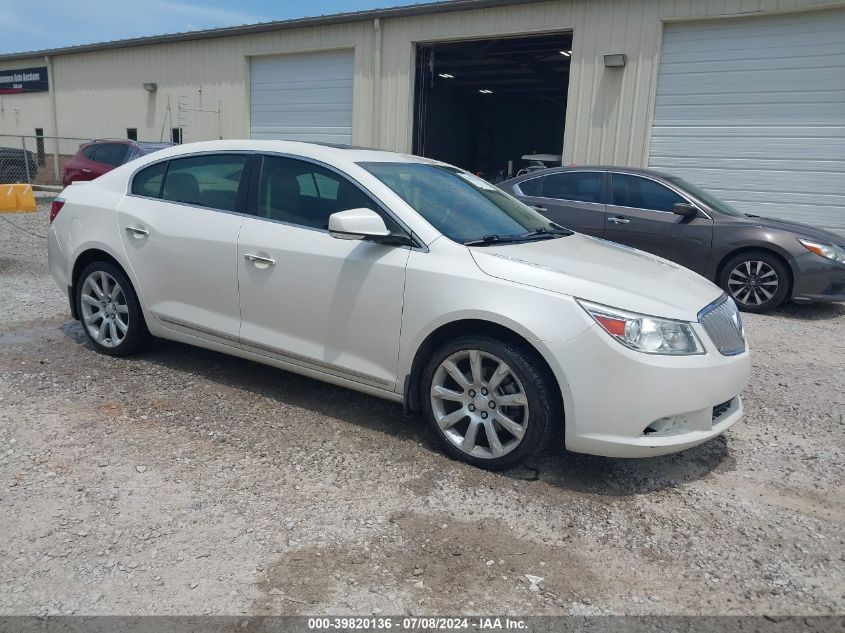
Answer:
[413,32,572,180]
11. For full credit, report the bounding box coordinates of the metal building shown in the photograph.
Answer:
[1,0,843,232]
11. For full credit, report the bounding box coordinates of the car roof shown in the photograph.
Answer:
[87,138,133,145]
[126,139,442,167]
[135,142,175,152]
[501,165,677,185]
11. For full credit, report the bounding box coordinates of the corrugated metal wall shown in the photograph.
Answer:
[649,8,845,234]
[0,22,375,144]
[376,0,842,163]
[0,0,842,165]
[250,49,356,143]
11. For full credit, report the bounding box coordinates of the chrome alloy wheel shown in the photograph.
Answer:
[727,260,779,307]
[429,349,529,460]
[80,270,129,348]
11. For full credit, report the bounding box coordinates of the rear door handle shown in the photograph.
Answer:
[530,205,547,212]
[608,216,630,224]
[125,226,149,237]
[244,253,276,266]
[81,168,92,173]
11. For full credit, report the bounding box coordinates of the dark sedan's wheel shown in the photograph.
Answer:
[76,261,147,356]
[719,251,789,313]
[421,335,556,470]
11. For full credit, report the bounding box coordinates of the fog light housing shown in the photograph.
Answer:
[643,416,687,437]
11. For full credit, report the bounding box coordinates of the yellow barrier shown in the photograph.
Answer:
[0,184,38,213]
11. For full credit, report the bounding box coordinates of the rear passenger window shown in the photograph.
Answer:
[131,161,167,198]
[254,155,378,230]
[161,154,246,212]
[611,174,684,212]
[92,143,128,167]
[516,177,543,197]
[541,172,603,203]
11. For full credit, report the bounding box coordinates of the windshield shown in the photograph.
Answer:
[359,161,566,244]
[667,176,746,217]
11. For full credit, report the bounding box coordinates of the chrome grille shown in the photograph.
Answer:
[699,295,745,356]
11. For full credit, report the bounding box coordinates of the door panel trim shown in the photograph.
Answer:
[240,338,394,390]
[158,314,394,390]
[158,314,241,345]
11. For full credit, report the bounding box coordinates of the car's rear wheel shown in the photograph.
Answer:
[719,251,790,313]
[421,335,555,470]
[76,262,147,356]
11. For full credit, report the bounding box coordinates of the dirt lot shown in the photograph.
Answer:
[1,205,843,617]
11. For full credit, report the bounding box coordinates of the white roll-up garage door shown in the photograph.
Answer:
[250,49,354,144]
[649,9,845,235]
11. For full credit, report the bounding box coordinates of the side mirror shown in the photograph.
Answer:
[329,208,391,241]
[673,202,699,219]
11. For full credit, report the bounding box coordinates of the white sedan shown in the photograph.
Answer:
[47,140,750,469]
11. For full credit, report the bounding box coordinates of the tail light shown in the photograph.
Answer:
[49,198,65,224]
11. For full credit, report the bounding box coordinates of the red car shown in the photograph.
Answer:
[63,139,173,187]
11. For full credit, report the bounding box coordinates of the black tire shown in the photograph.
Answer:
[718,250,790,313]
[421,335,557,470]
[75,261,147,356]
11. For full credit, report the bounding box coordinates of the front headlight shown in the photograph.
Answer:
[578,300,705,355]
[798,239,845,265]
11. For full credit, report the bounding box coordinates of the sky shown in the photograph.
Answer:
[0,0,442,54]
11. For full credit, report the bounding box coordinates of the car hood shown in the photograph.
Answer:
[469,234,722,321]
[730,215,845,246]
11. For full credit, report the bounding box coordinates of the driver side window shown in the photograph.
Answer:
[611,173,684,212]
[255,156,379,230]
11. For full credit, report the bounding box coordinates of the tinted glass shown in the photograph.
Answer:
[542,172,602,203]
[92,143,128,167]
[611,173,684,212]
[137,142,173,155]
[360,162,559,244]
[161,154,246,211]
[131,161,167,198]
[81,145,98,160]
[667,176,745,217]
[516,177,543,197]
[256,155,378,230]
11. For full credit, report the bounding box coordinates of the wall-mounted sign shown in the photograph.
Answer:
[0,66,49,94]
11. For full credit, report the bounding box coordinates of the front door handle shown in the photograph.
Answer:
[531,205,547,212]
[125,226,149,237]
[608,216,630,224]
[244,253,276,266]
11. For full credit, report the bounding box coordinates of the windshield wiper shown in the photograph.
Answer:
[463,226,573,247]
[463,234,504,246]
[518,225,573,239]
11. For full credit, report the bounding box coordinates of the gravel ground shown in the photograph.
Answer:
[1,204,843,617]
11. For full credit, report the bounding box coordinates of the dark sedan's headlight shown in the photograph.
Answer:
[799,239,845,265]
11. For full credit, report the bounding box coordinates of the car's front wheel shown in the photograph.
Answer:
[76,262,147,356]
[421,335,556,470]
[718,251,790,312]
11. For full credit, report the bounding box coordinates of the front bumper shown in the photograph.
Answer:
[543,321,751,458]
[791,251,845,302]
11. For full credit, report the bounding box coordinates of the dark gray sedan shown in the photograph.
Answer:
[499,167,845,312]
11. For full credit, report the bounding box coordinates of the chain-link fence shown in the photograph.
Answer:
[0,134,95,188]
